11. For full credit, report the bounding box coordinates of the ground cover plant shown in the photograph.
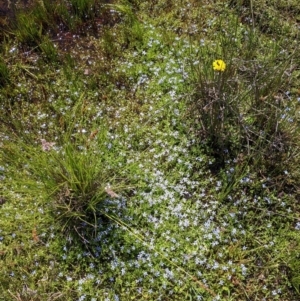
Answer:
[1,0,300,300]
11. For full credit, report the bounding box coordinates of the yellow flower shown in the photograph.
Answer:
[213,59,226,72]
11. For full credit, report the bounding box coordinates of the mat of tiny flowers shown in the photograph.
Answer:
[1,1,300,301]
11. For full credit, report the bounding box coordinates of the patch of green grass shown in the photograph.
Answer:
[70,0,97,20]
[14,11,44,46]
[38,36,59,63]
[1,95,138,240]
[0,59,10,87]
[0,0,300,300]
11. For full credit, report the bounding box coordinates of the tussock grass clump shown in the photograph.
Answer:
[14,11,44,46]
[188,10,300,185]
[1,107,134,240]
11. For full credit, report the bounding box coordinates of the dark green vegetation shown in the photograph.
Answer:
[1,0,300,300]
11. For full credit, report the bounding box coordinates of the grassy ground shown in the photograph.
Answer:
[1,0,300,300]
